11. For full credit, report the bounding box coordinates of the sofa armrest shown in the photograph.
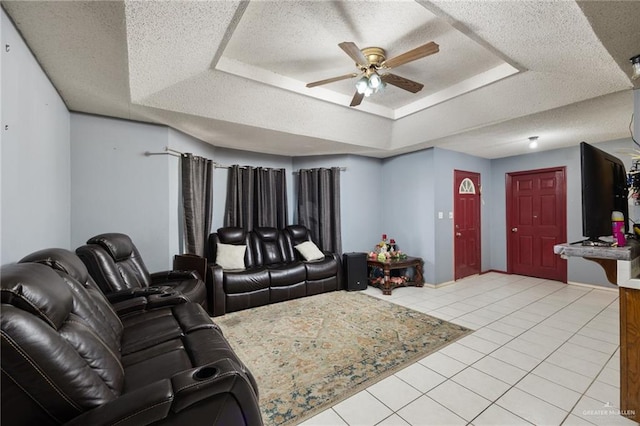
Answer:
[324,251,344,290]
[64,380,173,426]
[146,291,189,309]
[112,297,148,315]
[106,286,171,303]
[150,270,200,284]
[105,288,139,303]
[170,359,262,425]
[208,265,226,317]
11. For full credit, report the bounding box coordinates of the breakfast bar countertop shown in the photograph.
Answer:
[553,239,640,261]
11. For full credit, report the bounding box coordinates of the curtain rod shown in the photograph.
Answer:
[144,146,226,166]
[144,146,183,158]
[144,147,346,172]
[293,167,347,174]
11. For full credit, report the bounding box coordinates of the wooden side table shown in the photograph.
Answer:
[367,256,424,295]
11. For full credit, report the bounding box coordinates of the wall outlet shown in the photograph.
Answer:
[438,211,444,219]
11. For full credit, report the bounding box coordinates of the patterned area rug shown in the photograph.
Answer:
[215,291,471,426]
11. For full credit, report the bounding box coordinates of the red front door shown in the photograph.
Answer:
[454,171,481,280]
[507,168,567,282]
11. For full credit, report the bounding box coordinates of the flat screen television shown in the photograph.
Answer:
[580,141,629,243]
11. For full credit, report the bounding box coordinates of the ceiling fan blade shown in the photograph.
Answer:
[382,42,439,69]
[339,41,368,67]
[306,73,358,88]
[381,73,424,93]
[350,91,364,107]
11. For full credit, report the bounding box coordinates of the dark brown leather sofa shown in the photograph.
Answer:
[76,233,208,309]
[1,248,262,426]
[207,225,342,317]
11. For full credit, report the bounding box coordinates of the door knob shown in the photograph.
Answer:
[511,227,518,232]
[455,232,462,237]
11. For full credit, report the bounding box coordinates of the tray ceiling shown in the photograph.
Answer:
[2,0,639,158]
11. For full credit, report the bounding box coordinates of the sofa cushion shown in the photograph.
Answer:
[268,262,307,287]
[223,268,270,294]
[123,348,192,392]
[295,241,324,261]
[305,257,339,280]
[253,227,285,266]
[216,243,247,270]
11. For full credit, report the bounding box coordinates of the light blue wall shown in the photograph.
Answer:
[293,154,382,254]
[380,150,436,282]
[1,10,71,264]
[70,113,172,271]
[340,155,383,253]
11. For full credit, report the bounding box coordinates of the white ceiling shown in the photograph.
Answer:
[3,0,639,159]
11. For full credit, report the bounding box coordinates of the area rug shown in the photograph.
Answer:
[215,291,471,426]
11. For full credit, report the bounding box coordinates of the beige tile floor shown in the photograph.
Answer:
[299,273,638,426]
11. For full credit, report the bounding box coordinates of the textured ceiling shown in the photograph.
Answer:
[2,0,639,159]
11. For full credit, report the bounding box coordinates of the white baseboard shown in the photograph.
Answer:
[424,281,456,288]
[567,281,618,292]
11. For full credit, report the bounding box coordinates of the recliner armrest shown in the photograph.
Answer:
[324,251,343,290]
[150,270,200,283]
[64,380,173,426]
[146,292,189,309]
[170,359,262,425]
[105,286,172,303]
[208,265,226,317]
[112,296,148,315]
[105,288,139,303]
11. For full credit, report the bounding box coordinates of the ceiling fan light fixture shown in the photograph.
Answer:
[368,72,382,89]
[631,55,640,80]
[309,40,439,107]
[355,76,369,94]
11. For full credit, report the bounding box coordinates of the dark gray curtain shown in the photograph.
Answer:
[297,167,342,253]
[224,165,288,231]
[181,153,213,257]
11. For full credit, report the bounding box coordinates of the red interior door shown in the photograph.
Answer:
[454,171,481,280]
[507,168,567,282]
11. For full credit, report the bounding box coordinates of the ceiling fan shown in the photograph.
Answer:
[306,41,439,107]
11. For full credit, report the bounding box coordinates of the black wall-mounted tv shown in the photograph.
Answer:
[580,141,629,242]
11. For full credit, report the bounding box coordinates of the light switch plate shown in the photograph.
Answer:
[449,212,453,219]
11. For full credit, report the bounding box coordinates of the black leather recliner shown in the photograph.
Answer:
[283,225,342,295]
[76,233,207,309]
[207,225,342,316]
[18,248,217,354]
[1,256,262,425]
[208,227,271,316]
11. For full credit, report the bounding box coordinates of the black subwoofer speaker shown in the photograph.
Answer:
[343,252,368,291]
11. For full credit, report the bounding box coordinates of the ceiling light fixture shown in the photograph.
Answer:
[631,55,640,81]
[355,69,386,97]
[528,136,539,149]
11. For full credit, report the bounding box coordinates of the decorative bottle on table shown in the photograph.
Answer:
[612,211,626,246]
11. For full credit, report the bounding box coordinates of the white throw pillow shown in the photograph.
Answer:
[216,243,246,270]
[295,241,325,261]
